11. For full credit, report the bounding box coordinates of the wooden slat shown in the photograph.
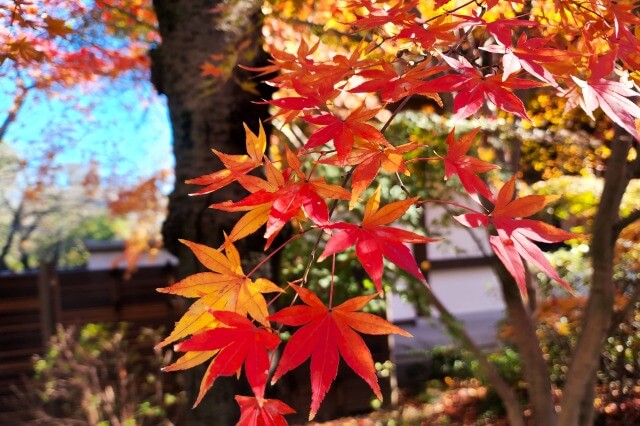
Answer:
[0,264,178,415]
[0,323,42,333]
[0,298,39,313]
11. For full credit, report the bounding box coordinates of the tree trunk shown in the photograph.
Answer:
[559,128,634,426]
[496,261,558,426]
[151,1,270,423]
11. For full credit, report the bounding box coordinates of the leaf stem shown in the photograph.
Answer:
[247,232,306,277]
[405,157,440,163]
[417,198,484,213]
[328,254,336,308]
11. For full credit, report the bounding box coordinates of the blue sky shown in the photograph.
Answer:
[0,78,174,186]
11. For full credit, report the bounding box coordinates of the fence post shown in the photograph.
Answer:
[38,262,58,345]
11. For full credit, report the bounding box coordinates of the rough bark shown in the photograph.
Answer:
[496,261,558,426]
[559,128,634,426]
[151,0,270,423]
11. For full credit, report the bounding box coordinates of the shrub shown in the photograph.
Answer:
[12,322,186,425]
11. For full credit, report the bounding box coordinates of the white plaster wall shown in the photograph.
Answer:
[388,291,417,322]
[389,265,504,321]
[86,249,178,270]
[429,266,504,315]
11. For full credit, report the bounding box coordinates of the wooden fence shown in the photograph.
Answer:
[0,264,394,422]
[0,264,180,408]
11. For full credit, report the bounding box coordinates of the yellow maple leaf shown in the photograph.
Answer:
[156,239,282,348]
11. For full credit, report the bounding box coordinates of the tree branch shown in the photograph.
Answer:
[613,209,640,237]
[0,83,31,142]
[421,282,526,426]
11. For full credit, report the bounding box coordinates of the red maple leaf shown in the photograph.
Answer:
[175,311,280,406]
[568,51,640,141]
[439,128,498,203]
[481,34,580,85]
[454,176,582,297]
[319,186,438,294]
[264,76,340,122]
[236,396,296,426]
[302,105,388,161]
[350,61,445,103]
[417,55,543,122]
[268,284,411,420]
[484,18,539,47]
[320,139,419,208]
[210,151,350,248]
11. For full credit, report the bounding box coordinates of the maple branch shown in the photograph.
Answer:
[441,203,490,257]
[380,96,412,134]
[277,120,308,149]
[299,169,356,289]
[394,172,412,198]
[267,280,298,309]
[0,83,31,142]
[418,198,482,213]
[405,157,439,163]
[329,254,336,308]
[394,159,524,424]
[420,281,525,426]
[394,174,491,260]
[559,127,634,426]
[572,0,607,21]
[278,16,371,43]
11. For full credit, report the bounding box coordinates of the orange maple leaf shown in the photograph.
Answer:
[187,122,267,196]
[321,139,419,208]
[210,149,350,248]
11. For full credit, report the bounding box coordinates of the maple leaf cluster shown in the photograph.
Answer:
[159,0,640,424]
[1,0,154,89]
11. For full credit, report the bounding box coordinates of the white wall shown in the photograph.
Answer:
[429,266,504,315]
[87,249,178,270]
[389,197,504,322]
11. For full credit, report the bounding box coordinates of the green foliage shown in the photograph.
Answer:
[427,345,522,390]
[34,215,118,269]
[427,346,478,381]
[280,233,382,308]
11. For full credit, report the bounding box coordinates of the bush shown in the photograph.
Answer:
[12,322,186,425]
[501,296,640,423]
